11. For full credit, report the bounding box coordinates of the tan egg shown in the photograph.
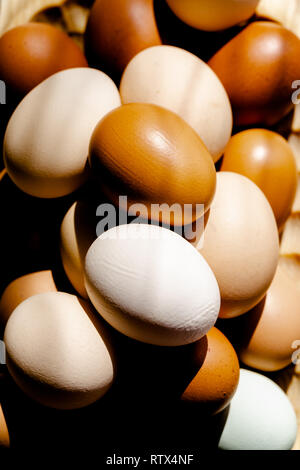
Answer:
[182,327,240,415]
[238,259,300,371]
[0,271,57,328]
[166,0,259,31]
[0,22,88,97]
[60,201,97,299]
[0,404,9,448]
[198,172,279,318]
[120,45,232,162]
[89,103,216,226]
[85,0,161,78]
[4,68,121,198]
[221,129,298,229]
[4,292,115,409]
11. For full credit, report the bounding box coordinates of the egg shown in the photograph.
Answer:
[85,0,161,78]
[182,327,239,414]
[0,405,9,448]
[120,45,232,162]
[208,22,300,126]
[0,22,88,97]
[198,172,279,318]
[4,292,115,409]
[89,103,216,226]
[60,201,97,299]
[238,260,300,371]
[221,129,298,229]
[84,224,220,346]
[0,271,57,328]
[4,68,121,198]
[165,0,259,31]
[219,369,297,450]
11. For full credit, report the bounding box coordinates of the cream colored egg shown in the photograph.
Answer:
[198,172,279,318]
[166,0,259,31]
[4,68,121,198]
[120,45,232,162]
[4,292,115,409]
[60,201,97,299]
[84,224,220,346]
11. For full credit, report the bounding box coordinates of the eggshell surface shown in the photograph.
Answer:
[89,103,216,226]
[4,68,121,198]
[209,22,300,126]
[219,369,297,450]
[84,224,220,346]
[199,172,279,318]
[238,260,300,371]
[166,0,259,31]
[0,270,57,328]
[85,0,161,77]
[0,23,88,96]
[0,405,9,448]
[60,201,97,299]
[182,327,239,414]
[120,46,232,161]
[4,292,115,409]
[221,129,297,229]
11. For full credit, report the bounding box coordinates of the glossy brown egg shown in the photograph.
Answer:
[182,327,240,415]
[89,103,216,226]
[208,22,300,126]
[0,405,9,448]
[221,129,297,229]
[85,0,161,79]
[0,22,88,96]
[238,259,300,372]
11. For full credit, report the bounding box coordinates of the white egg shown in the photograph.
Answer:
[120,45,232,162]
[4,68,121,198]
[166,0,259,31]
[84,224,220,346]
[219,369,297,450]
[4,292,115,409]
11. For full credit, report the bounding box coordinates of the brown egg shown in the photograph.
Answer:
[0,22,88,96]
[182,327,240,415]
[208,22,300,126]
[85,0,161,79]
[221,129,297,229]
[0,271,57,328]
[0,404,9,448]
[89,103,216,226]
[238,259,300,372]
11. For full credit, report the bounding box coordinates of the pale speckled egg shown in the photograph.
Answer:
[60,201,97,299]
[0,270,57,328]
[182,327,240,414]
[0,23,88,97]
[84,224,220,346]
[166,0,259,31]
[219,369,297,450]
[238,260,300,371]
[4,292,115,409]
[4,68,121,198]
[120,45,232,162]
[221,129,297,229]
[198,172,279,318]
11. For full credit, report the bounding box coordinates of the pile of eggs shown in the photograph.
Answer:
[0,0,300,452]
